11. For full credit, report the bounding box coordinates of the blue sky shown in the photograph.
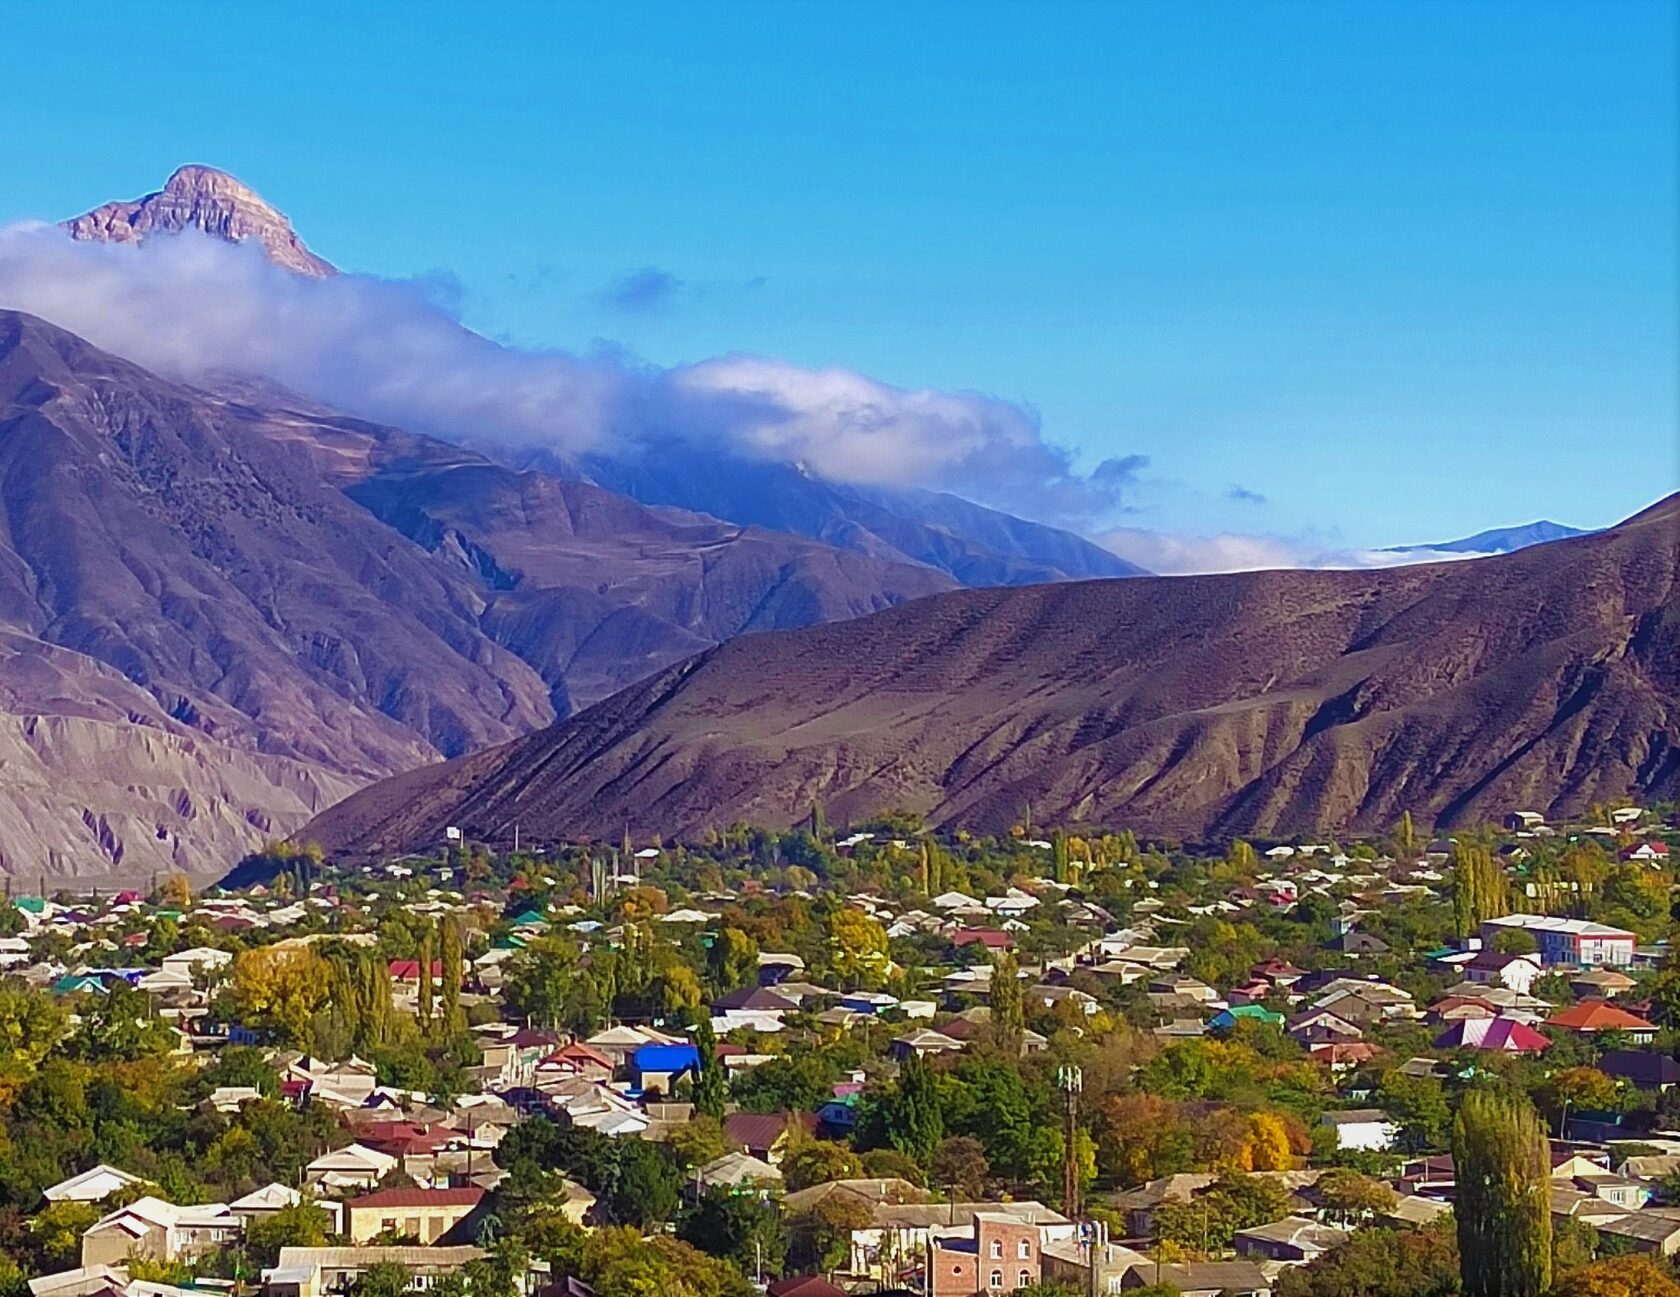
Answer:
[1,0,1674,551]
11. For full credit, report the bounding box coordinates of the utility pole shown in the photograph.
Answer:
[1058,1064,1083,1220]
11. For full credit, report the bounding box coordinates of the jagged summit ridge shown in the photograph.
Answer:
[64,165,335,276]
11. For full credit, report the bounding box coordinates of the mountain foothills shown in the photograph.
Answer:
[309,497,1680,854]
[5,165,1664,882]
[0,310,951,880]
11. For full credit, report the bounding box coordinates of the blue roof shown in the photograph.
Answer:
[633,1043,700,1072]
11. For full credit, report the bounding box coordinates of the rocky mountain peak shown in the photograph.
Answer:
[64,165,335,277]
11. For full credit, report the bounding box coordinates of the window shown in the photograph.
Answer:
[990,1240,1003,1259]
[1018,1240,1031,1259]
[989,1271,1003,1289]
[1018,1271,1031,1288]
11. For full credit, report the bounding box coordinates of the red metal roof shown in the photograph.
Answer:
[346,1186,485,1209]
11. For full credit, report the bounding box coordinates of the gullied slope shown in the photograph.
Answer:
[307,496,1680,852]
[0,312,951,879]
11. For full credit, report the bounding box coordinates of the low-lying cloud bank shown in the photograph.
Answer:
[1095,526,1507,575]
[0,222,1129,526]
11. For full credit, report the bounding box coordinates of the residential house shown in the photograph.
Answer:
[631,1042,700,1094]
[723,1111,813,1164]
[43,1165,144,1204]
[1118,1261,1272,1295]
[304,1144,399,1194]
[264,1246,489,1297]
[1233,1216,1350,1264]
[1572,969,1638,1000]
[1600,1049,1680,1092]
[1319,1110,1398,1152]
[1433,1017,1550,1054]
[930,1212,1040,1297]
[1462,951,1543,995]
[342,1187,485,1244]
[81,1197,240,1267]
[891,1028,966,1061]
[1547,1000,1658,1044]
[1285,1009,1363,1047]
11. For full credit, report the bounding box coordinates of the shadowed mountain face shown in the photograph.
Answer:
[306,497,1680,853]
[0,311,951,879]
[567,448,1147,586]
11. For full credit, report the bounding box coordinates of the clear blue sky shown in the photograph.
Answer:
[2,0,1674,546]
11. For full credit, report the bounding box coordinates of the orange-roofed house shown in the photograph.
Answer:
[1547,999,1657,1043]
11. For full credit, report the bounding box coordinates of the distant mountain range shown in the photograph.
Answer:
[1387,520,1590,556]
[61,167,1142,589]
[307,496,1680,853]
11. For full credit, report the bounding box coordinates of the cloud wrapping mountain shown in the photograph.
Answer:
[0,221,1120,524]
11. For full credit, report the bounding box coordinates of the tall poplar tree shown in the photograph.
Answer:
[1454,1090,1551,1297]
[440,916,464,1034]
[989,951,1024,1056]
[417,924,435,1030]
[692,1017,728,1120]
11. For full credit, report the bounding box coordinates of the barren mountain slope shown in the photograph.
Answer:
[0,312,951,879]
[307,495,1680,851]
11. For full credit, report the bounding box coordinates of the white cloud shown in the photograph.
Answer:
[0,223,1119,524]
[1095,525,1496,575]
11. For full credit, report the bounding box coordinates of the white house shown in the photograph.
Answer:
[1320,1109,1398,1152]
[304,1144,398,1193]
[43,1164,144,1204]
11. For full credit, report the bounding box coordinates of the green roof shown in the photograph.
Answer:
[14,897,45,913]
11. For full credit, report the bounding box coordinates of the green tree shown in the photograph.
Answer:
[881,1053,944,1162]
[441,916,466,1033]
[789,1196,873,1275]
[678,1188,786,1280]
[603,1138,681,1230]
[417,923,435,1029]
[1274,1221,1459,1297]
[1549,1254,1680,1297]
[930,1135,990,1198]
[244,1199,333,1266]
[989,951,1024,1055]
[1453,1089,1551,1297]
[692,1018,729,1121]
[782,1138,864,1191]
[707,927,759,993]
[350,1263,412,1297]
[1452,843,1510,938]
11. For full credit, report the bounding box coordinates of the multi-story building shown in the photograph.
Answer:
[1479,915,1636,967]
[930,1213,1042,1297]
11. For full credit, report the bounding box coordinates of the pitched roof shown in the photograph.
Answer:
[346,1187,485,1210]
[1434,1017,1550,1052]
[1547,999,1656,1033]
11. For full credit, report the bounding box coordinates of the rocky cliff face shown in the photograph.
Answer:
[306,496,1680,853]
[65,165,335,276]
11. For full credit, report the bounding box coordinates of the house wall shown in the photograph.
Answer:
[346,1204,474,1244]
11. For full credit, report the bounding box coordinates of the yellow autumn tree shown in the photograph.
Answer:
[1240,1112,1295,1171]
[225,946,332,1046]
